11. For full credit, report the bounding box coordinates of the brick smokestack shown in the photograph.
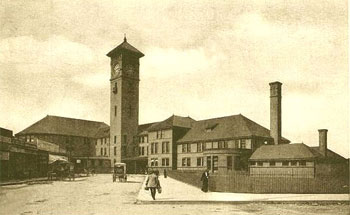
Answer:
[269,82,282,145]
[318,129,328,157]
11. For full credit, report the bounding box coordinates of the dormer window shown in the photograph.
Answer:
[205,123,218,132]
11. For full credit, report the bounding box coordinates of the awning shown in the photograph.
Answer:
[49,154,68,164]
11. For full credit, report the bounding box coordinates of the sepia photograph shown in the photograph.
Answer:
[0,0,349,214]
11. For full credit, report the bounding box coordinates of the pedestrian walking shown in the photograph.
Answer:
[200,169,209,192]
[163,169,167,178]
[145,170,160,200]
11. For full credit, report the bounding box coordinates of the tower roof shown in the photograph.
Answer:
[106,37,144,58]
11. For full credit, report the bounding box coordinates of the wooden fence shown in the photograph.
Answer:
[168,170,349,194]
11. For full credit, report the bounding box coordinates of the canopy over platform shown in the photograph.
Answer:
[49,154,68,164]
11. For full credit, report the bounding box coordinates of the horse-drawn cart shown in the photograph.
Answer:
[113,163,127,182]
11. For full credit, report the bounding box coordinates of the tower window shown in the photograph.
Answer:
[114,106,117,117]
[114,136,116,144]
[113,82,118,94]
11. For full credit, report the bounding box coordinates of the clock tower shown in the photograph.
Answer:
[107,37,144,164]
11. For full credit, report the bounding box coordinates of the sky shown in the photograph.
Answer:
[0,0,348,158]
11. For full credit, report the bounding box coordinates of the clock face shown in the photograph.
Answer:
[113,64,121,76]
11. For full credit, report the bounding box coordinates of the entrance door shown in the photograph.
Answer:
[213,156,218,172]
[206,156,211,171]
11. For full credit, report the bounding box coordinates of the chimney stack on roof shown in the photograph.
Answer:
[269,81,282,145]
[318,129,328,157]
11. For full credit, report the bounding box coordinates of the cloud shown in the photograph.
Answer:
[0,35,95,69]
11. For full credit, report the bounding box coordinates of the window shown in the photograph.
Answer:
[155,142,158,154]
[166,142,169,153]
[241,139,246,149]
[182,144,187,153]
[197,143,202,152]
[207,156,211,170]
[114,136,116,144]
[114,147,116,156]
[227,156,232,170]
[104,148,107,155]
[147,146,149,155]
[114,106,117,117]
[100,148,103,156]
[218,141,227,149]
[250,161,256,166]
[141,147,144,156]
[257,161,263,167]
[113,82,118,94]
[187,143,191,152]
[212,142,218,149]
[269,161,276,166]
[156,130,163,139]
[234,140,240,148]
[151,143,154,154]
[282,161,289,166]
[299,161,306,166]
[291,161,297,166]
[197,157,204,166]
[213,156,218,171]
[182,158,191,167]
[162,158,169,166]
[205,142,212,149]
[151,158,158,167]
[162,142,169,153]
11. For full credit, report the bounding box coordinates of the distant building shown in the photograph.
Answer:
[0,127,64,180]
[16,115,111,173]
[143,115,194,171]
[249,130,348,178]
[176,114,289,173]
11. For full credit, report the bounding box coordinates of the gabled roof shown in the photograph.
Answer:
[92,122,160,138]
[146,115,195,132]
[17,115,108,138]
[249,143,316,161]
[106,38,144,58]
[94,126,110,138]
[177,114,290,143]
[138,122,158,135]
[309,147,347,161]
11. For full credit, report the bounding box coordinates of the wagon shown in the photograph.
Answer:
[113,163,127,182]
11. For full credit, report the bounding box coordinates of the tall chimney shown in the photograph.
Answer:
[318,129,328,157]
[269,81,282,145]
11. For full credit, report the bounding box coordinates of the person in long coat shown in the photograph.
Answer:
[200,169,209,192]
[146,170,159,200]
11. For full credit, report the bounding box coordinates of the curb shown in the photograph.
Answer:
[0,177,88,186]
[135,200,350,205]
[0,178,48,186]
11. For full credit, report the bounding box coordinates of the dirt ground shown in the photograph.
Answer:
[0,174,348,215]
